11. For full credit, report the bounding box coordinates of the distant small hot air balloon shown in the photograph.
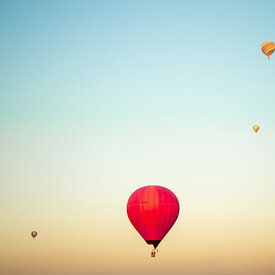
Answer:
[253,125,260,133]
[261,41,275,59]
[127,185,180,257]
[31,231,37,239]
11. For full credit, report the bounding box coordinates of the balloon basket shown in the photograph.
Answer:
[151,250,156,258]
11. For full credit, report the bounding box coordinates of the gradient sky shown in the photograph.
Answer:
[1,1,275,274]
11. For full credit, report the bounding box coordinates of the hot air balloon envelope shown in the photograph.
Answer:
[253,125,260,133]
[127,185,180,249]
[31,231,37,239]
[261,41,275,59]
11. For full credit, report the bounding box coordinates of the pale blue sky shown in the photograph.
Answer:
[1,0,275,131]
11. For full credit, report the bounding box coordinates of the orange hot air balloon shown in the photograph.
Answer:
[261,41,275,59]
[252,125,260,133]
[31,231,37,239]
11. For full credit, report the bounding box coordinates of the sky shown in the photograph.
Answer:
[0,0,275,274]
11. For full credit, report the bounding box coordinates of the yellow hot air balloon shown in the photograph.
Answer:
[252,125,260,133]
[261,41,275,59]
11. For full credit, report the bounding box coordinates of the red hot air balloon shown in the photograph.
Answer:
[127,185,180,253]
[31,231,37,239]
